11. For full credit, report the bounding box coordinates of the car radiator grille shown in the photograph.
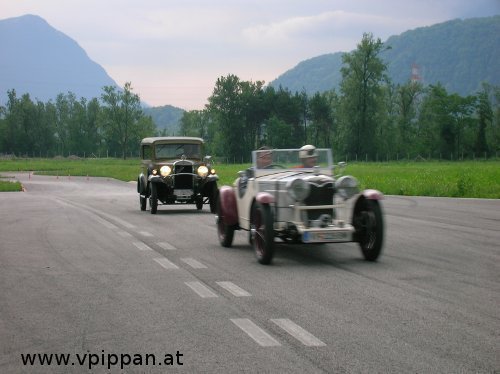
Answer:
[174,164,193,189]
[304,182,334,221]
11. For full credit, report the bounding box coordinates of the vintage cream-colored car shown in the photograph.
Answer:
[216,146,384,264]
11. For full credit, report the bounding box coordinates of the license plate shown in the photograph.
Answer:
[174,189,193,197]
[303,231,348,243]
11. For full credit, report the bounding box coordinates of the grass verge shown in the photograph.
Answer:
[0,158,498,198]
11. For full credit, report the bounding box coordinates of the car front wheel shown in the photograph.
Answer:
[216,198,234,247]
[149,183,158,214]
[251,202,275,265]
[354,199,383,261]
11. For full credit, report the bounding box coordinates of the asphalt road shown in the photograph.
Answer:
[1,173,499,373]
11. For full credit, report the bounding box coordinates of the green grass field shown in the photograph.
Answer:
[0,158,499,198]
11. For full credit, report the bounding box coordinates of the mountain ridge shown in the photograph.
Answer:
[269,16,500,96]
[0,14,119,104]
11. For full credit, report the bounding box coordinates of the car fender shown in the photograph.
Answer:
[256,192,274,204]
[361,189,384,200]
[219,186,239,226]
[352,189,384,222]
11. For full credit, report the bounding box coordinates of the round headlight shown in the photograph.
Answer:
[197,165,209,178]
[287,178,310,201]
[335,176,359,200]
[160,165,171,177]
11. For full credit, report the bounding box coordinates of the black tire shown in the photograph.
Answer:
[196,196,203,210]
[209,187,218,214]
[216,198,234,247]
[251,202,275,265]
[140,196,147,211]
[354,199,384,261]
[149,183,158,214]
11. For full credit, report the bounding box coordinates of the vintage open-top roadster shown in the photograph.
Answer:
[137,137,218,214]
[216,146,384,264]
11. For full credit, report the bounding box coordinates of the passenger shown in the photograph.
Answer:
[298,144,318,168]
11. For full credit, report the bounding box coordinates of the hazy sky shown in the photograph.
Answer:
[1,0,499,110]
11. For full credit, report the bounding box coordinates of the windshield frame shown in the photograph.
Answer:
[251,148,333,177]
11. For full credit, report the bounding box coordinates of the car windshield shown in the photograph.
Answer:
[252,148,333,176]
[154,143,202,159]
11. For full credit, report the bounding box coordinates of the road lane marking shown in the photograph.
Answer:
[157,242,176,250]
[133,242,153,251]
[138,231,153,237]
[185,282,218,298]
[180,258,207,269]
[230,319,281,347]
[153,258,179,269]
[270,319,326,347]
[216,282,251,297]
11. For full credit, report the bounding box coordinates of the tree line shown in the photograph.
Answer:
[1,33,499,162]
[182,33,500,162]
[0,82,155,159]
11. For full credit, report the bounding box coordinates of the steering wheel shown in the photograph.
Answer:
[267,164,285,169]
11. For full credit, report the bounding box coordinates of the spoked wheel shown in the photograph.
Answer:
[354,199,384,261]
[149,183,158,214]
[251,202,275,265]
[216,198,234,247]
[139,195,147,211]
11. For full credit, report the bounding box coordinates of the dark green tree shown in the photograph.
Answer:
[101,82,146,159]
[339,33,387,159]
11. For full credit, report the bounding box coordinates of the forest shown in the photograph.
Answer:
[1,33,499,162]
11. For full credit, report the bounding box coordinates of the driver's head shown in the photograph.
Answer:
[256,146,272,168]
[299,145,317,167]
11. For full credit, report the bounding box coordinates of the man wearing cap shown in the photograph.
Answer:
[298,144,318,168]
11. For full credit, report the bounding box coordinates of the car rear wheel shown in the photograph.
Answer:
[140,196,147,211]
[251,202,274,265]
[216,198,234,247]
[149,183,158,214]
[196,196,204,210]
[209,187,218,214]
[354,199,383,261]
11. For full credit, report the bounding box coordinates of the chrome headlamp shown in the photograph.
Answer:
[197,165,209,178]
[287,178,310,201]
[160,165,172,177]
[335,175,359,200]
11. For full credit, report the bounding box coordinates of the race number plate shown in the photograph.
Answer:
[303,231,348,243]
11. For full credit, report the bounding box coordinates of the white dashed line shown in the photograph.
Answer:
[180,258,207,269]
[156,242,177,250]
[153,258,179,269]
[138,231,153,237]
[271,319,326,347]
[230,319,281,347]
[133,242,153,251]
[185,282,218,298]
[216,282,251,297]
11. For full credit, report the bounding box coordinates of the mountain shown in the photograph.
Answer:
[0,14,119,104]
[270,16,500,96]
[143,105,185,135]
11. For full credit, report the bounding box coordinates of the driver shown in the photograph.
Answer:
[256,146,273,169]
[298,144,318,168]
